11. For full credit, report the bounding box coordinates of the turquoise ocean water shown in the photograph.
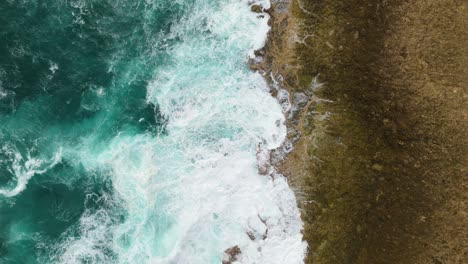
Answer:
[0,0,305,263]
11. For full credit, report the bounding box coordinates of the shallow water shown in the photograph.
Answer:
[0,0,305,263]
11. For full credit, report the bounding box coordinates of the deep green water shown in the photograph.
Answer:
[0,1,305,263]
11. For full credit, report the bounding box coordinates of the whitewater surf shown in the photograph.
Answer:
[0,0,305,263]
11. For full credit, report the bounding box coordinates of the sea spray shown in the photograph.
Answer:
[0,0,305,263]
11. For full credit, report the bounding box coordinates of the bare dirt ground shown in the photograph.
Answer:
[263,0,467,263]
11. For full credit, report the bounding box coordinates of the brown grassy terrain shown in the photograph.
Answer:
[263,0,467,263]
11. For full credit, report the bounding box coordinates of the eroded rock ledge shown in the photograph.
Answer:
[263,0,467,263]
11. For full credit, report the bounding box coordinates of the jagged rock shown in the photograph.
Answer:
[247,231,256,241]
[222,246,241,264]
[250,4,262,13]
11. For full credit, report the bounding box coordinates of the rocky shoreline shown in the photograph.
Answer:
[258,0,467,263]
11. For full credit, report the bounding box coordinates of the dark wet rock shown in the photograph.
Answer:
[250,4,263,13]
[222,246,241,264]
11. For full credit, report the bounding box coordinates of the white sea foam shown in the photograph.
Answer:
[0,86,14,101]
[0,146,62,197]
[49,62,59,74]
[56,0,306,263]
[0,87,7,100]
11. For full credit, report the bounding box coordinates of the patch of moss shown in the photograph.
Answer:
[266,0,467,263]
